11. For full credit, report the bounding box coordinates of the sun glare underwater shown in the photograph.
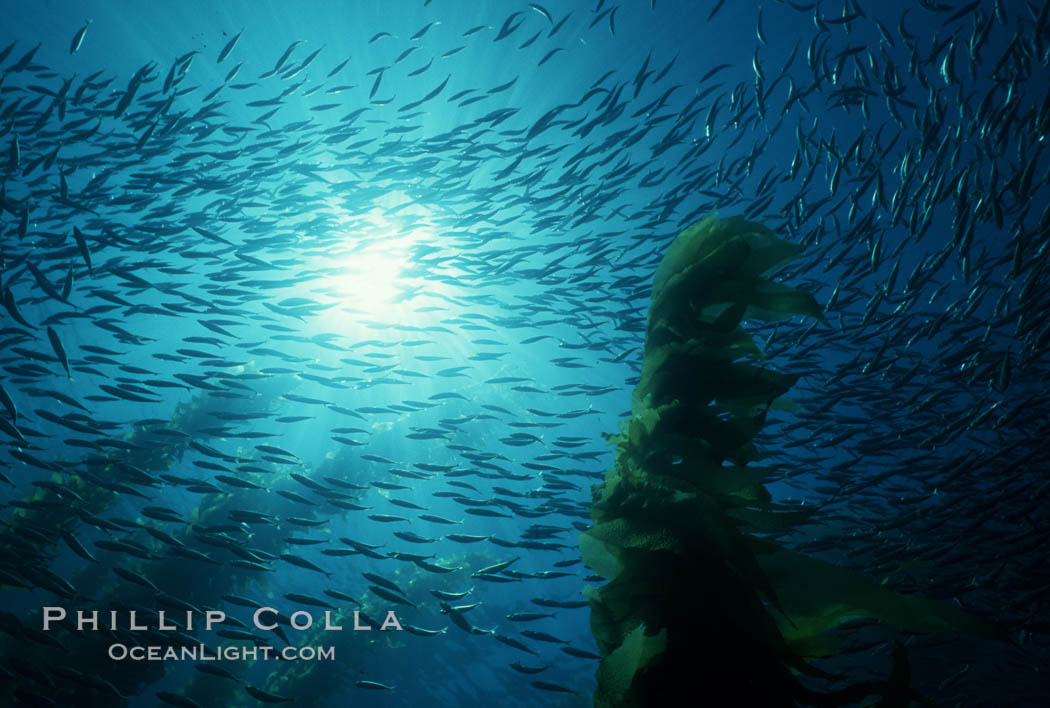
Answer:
[1,1,1050,707]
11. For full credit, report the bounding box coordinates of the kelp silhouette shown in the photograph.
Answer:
[579,214,1004,707]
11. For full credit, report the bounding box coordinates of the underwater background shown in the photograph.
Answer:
[1,0,1048,705]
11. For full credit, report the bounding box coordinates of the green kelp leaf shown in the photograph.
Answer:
[687,463,775,503]
[755,544,1009,643]
[725,504,821,534]
[586,553,670,653]
[587,518,680,555]
[777,618,845,659]
[638,343,798,408]
[581,214,1001,708]
[594,625,668,708]
[652,236,752,316]
[649,322,765,360]
[741,238,805,279]
[703,217,801,280]
[769,394,801,412]
[585,585,624,653]
[650,215,812,328]
[714,463,777,490]
[650,213,733,299]
[624,400,662,439]
[580,530,620,580]
[705,278,829,326]
[649,300,765,356]
[746,280,829,326]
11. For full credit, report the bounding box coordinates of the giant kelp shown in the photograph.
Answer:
[579,214,1005,707]
[0,375,303,706]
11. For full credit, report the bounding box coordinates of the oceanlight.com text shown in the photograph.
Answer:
[107,643,336,661]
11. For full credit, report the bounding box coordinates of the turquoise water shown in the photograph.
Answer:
[1,1,1048,706]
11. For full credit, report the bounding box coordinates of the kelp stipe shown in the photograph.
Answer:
[579,214,1005,707]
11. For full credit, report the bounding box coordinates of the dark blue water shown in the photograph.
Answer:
[1,1,1048,706]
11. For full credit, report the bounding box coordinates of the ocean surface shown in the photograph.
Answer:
[0,0,1048,706]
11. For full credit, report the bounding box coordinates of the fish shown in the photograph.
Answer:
[323,589,360,605]
[506,612,555,622]
[410,21,440,41]
[561,646,601,659]
[520,629,568,644]
[45,327,70,377]
[61,532,96,562]
[494,11,525,41]
[355,681,394,690]
[368,585,416,607]
[217,28,243,63]
[157,692,202,708]
[532,681,578,695]
[194,664,239,682]
[279,553,331,577]
[245,685,293,703]
[283,592,334,609]
[0,3,1044,706]
[70,19,92,54]
[403,623,445,636]
[440,603,494,635]
[494,633,538,655]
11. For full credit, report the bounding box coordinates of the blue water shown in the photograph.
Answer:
[1,0,1048,706]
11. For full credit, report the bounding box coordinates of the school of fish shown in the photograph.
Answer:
[0,0,1049,706]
